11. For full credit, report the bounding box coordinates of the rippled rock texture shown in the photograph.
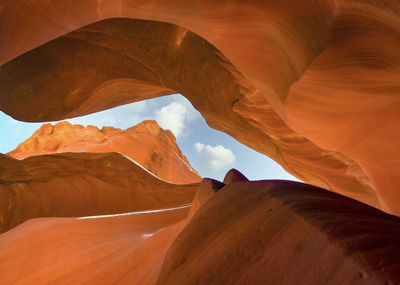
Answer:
[1,0,399,213]
[0,152,197,233]
[1,1,400,284]
[1,168,400,284]
[159,178,400,285]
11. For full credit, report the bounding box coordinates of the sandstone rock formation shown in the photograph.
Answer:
[158,178,400,285]
[7,120,200,184]
[1,169,400,284]
[1,0,398,213]
[1,1,400,284]
[0,152,197,233]
[0,203,190,284]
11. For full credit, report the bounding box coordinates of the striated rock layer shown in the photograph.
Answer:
[158,178,400,285]
[1,1,400,283]
[0,152,197,233]
[1,169,400,284]
[7,120,200,184]
[0,0,399,213]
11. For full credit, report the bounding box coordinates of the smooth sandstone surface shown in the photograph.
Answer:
[1,1,400,284]
[0,17,377,212]
[0,206,190,285]
[1,171,400,284]
[0,152,197,233]
[0,0,398,213]
[158,180,400,285]
[7,120,200,184]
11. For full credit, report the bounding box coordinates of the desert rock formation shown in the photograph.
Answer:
[7,120,200,184]
[1,0,398,213]
[0,152,197,233]
[1,1,400,284]
[0,202,190,284]
[1,169,400,284]
[158,178,400,285]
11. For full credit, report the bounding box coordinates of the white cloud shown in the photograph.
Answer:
[194,142,205,153]
[174,96,199,121]
[195,143,235,172]
[59,95,199,134]
[153,96,200,138]
[154,102,188,138]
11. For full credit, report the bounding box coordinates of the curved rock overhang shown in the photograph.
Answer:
[0,0,399,214]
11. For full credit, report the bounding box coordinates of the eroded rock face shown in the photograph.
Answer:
[0,1,398,213]
[1,1,400,283]
[158,180,400,285]
[1,170,400,284]
[0,17,377,212]
[0,152,197,233]
[7,120,200,184]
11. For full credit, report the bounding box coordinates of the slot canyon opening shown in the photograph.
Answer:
[0,16,385,212]
[2,2,400,284]
[0,94,299,183]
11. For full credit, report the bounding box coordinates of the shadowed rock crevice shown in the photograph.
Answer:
[188,178,225,217]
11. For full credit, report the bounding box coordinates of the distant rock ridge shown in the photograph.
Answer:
[7,120,201,184]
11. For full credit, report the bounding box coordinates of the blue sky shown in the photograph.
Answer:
[0,94,298,182]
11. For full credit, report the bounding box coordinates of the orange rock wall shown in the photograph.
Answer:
[1,0,398,213]
[0,207,189,284]
[0,1,399,280]
[2,168,400,284]
[0,152,197,233]
[158,179,400,284]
